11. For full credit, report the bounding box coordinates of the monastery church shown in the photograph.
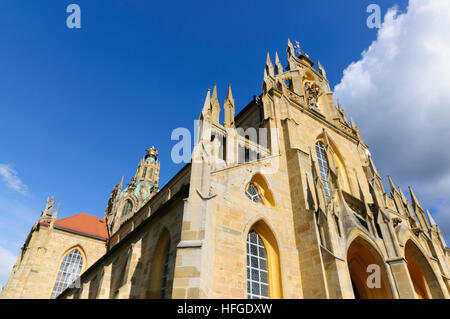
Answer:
[1,40,449,299]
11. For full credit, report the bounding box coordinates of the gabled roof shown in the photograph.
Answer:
[42,213,108,240]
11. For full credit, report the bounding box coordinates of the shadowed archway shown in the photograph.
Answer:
[404,240,444,299]
[347,237,393,299]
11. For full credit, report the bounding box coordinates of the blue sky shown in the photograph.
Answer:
[7,0,450,288]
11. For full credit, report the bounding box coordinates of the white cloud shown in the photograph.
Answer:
[334,0,450,240]
[0,246,16,290]
[0,164,28,195]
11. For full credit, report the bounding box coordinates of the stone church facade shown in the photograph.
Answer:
[1,40,449,299]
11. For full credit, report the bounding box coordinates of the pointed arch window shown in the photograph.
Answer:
[122,200,133,217]
[149,168,154,179]
[244,174,275,207]
[160,245,170,298]
[142,167,147,178]
[247,231,269,299]
[315,141,331,199]
[148,229,170,299]
[50,248,83,299]
[245,183,262,203]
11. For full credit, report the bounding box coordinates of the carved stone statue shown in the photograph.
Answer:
[105,185,118,216]
[42,196,55,216]
[128,177,137,192]
[305,82,320,109]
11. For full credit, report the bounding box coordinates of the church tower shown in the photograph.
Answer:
[104,147,160,238]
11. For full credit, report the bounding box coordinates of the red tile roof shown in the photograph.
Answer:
[50,213,108,240]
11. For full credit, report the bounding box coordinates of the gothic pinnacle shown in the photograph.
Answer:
[318,60,327,78]
[337,100,343,112]
[226,84,234,102]
[266,52,272,66]
[275,51,283,75]
[265,52,274,77]
[210,84,221,123]
[53,201,60,218]
[408,186,423,209]
[398,186,408,203]
[350,116,357,129]
[287,38,296,58]
[224,84,235,128]
[212,84,218,102]
[202,88,211,116]
[426,209,438,227]
[388,176,397,193]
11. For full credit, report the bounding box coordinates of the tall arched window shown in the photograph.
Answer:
[122,200,133,217]
[246,222,282,299]
[159,245,170,298]
[247,231,269,299]
[50,248,83,299]
[315,141,331,199]
[148,229,170,299]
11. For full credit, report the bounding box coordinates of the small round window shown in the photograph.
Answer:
[245,183,262,203]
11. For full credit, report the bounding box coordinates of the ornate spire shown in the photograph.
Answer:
[201,88,212,119]
[118,175,124,192]
[426,209,438,227]
[408,186,430,230]
[408,186,423,210]
[286,39,299,71]
[265,52,274,78]
[398,186,411,207]
[224,84,235,128]
[287,38,295,58]
[337,100,348,123]
[337,100,343,112]
[210,84,221,123]
[388,176,397,194]
[274,52,283,75]
[318,61,327,78]
[350,116,357,129]
[350,116,362,140]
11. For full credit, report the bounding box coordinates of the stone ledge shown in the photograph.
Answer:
[177,240,203,249]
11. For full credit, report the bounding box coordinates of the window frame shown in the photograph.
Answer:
[246,230,270,299]
[315,141,331,199]
[121,200,133,217]
[49,247,85,299]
